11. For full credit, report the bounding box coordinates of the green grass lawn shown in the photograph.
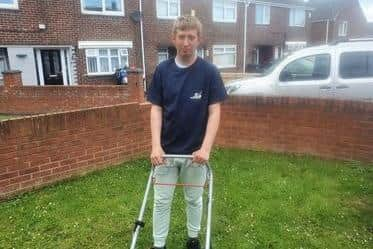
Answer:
[0,148,372,249]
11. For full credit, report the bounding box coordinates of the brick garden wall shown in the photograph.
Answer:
[0,86,130,114]
[0,102,151,199]
[1,96,372,199]
[217,97,373,163]
[0,71,144,114]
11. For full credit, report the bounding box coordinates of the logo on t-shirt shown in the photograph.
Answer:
[190,91,202,100]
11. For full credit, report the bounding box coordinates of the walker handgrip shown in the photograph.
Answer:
[163,154,194,159]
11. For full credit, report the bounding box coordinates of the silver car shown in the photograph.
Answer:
[226,40,373,101]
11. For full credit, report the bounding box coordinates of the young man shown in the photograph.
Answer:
[147,15,227,249]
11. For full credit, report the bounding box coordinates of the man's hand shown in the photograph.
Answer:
[150,147,165,166]
[192,148,210,164]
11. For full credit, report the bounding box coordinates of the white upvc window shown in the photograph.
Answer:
[85,48,128,75]
[285,41,307,53]
[289,8,305,27]
[213,45,236,69]
[158,49,169,64]
[338,21,348,37]
[81,0,124,16]
[213,0,237,23]
[0,0,18,9]
[157,0,180,19]
[255,4,270,25]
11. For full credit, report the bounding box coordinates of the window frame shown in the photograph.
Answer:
[289,8,305,27]
[338,21,348,37]
[85,48,129,76]
[0,0,18,9]
[212,44,237,69]
[212,0,237,23]
[81,0,125,16]
[255,4,270,25]
[156,0,180,20]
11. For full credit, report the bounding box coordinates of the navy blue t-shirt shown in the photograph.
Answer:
[147,57,227,154]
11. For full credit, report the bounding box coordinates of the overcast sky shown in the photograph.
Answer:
[359,0,373,22]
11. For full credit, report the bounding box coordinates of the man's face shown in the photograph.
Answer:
[172,29,200,58]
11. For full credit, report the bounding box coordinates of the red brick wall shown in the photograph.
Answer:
[217,97,373,163]
[0,85,129,114]
[0,71,144,114]
[1,96,372,199]
[0,102,151,199]
[310,21,329,46]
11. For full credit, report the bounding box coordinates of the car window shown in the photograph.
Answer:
[339,51,373,79]
[260,54,289,76]
[279,54,331,82]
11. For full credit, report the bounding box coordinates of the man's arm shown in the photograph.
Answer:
[150,104,165,165]
[193,103,221,163]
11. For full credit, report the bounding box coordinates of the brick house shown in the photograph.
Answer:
[0,0,311,87]
[143,0,312,78]
[244,0,312,67]
[310,0,373,45]
[0,0,140,86]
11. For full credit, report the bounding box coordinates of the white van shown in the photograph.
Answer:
[225,40,373,101]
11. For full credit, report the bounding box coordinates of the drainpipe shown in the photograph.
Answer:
[139,0,146,90]
[325,19,330,44]
[243,2,248,73]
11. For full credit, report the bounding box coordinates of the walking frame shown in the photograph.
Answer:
[130,154,213,249]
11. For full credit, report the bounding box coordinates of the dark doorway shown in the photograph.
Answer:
[41,50,63,85]
[258,46,274,66]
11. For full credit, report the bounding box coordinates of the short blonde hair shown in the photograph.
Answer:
[172,15,202,37]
